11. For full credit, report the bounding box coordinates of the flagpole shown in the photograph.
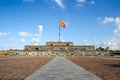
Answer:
[58,25,60,42]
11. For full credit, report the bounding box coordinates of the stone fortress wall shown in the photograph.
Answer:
[8,42,110,56]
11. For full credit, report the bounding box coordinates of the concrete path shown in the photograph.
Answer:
[25,57,102,80]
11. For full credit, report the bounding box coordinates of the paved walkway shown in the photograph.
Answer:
[25,57,102,80]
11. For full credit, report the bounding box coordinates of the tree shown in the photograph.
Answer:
[96,47,104,51]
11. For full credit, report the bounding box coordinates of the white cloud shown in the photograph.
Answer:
[102,17,120,38]
[31,38,40,45]
[107,41,120,50]
[115,17,120,27]
[38,25,43,35]
[32,25,43,37]
[114,17,120,38]
[20,38,25,43]
[23,0,35,3]
[78,0,86,3]
[19,25,43,37]
[18,32,31,37]
[83,40,88,45]
[103,17,114,24]
[76,0,86,7]
[97,17,101,20]
[98,17,120,50]
[83,39,93,45]
[114,28,120,37]
[76,3,84,7]
[90,0,95,4]
[76,0,95,7]
[31,25,43,45]
[0,32,9,37]
[54,0,65,8]
[18,25,43,45]
[98,16,120,27]
[33,34,40,37]
[98,39,120,50]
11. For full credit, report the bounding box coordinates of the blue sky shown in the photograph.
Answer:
[0,0,120,50]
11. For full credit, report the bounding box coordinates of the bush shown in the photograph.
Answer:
[110,50,120,55]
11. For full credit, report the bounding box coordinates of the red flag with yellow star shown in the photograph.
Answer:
[59,20,66,28]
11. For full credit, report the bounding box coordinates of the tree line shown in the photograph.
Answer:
[96,47,120,55]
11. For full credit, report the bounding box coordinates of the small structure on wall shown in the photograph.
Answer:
[24,42,95,52]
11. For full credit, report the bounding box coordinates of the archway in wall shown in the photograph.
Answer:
[35,48,39,51]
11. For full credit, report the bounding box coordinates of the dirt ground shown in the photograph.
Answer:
[0,56,120,80]
[67,56,120,80]
[0,56,53,80]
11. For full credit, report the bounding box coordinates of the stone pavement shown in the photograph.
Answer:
[25,57,102,80]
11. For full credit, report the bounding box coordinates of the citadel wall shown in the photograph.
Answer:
[8,42,110,56]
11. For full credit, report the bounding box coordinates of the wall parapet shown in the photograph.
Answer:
[8,50,110,56]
